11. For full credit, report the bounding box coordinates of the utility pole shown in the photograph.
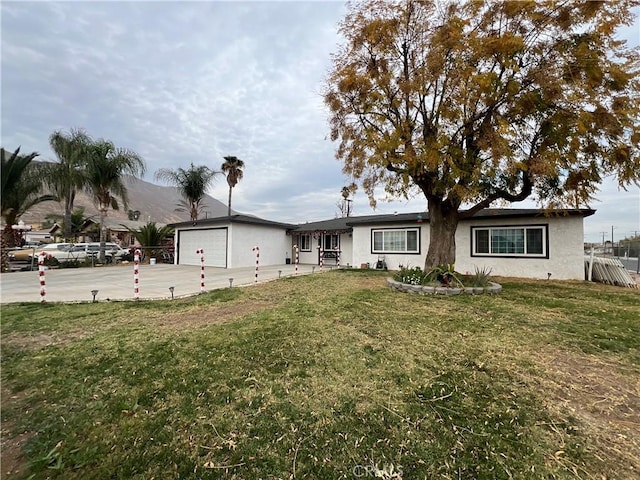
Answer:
[611,225,616,257]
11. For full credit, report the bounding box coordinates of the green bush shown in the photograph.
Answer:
[470,265,493,287]
[425,264,464,288]
[395,264,477,288]
[43,257,60,268]
[58,258,82,269]
[393,265,427,285]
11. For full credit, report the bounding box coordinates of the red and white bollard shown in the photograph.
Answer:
[293,244,299,275]
[38,252,51,303]
[133,249,141,300]
[196,249,205,293]
[252,246,259,283]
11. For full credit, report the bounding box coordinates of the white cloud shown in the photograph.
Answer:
[1,0,638,240]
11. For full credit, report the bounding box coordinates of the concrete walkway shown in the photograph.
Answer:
[0,263,322,304]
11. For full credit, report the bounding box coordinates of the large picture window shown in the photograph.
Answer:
[296,234,311,252]
[371,228,420,254]
[472,225,548,258]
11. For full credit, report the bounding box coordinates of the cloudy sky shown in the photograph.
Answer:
[2,1,638,243]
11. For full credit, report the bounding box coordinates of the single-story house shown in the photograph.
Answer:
[170,208,595,280]
[170,215,295,268]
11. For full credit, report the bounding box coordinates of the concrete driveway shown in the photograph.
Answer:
[0,263,321,303]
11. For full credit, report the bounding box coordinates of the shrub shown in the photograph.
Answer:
[425,264,464,288]
[395,264,486,288]
[58,258,82,269]
[393,265,427,285]
[43,257,60,268]
[470,265,493,287]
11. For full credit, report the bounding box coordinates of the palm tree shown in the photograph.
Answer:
[46,128,92,240]
[221,156,244,217]
[1,147,56,271]
[126,222,174,262]
[1,147,56,243]
[84,139,146,262]
[154,164,219,221]
[43,207,88,241]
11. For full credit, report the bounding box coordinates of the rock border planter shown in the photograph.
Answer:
[387,277,502,295]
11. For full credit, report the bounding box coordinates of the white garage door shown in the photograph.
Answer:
[178,228,227,267]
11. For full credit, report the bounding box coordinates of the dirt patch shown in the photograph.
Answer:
[1,428,33,479]
[1,387,33,479]
[529,350,640,477]
[2,301,273,351]
[2,329,93,353]
[143,301,273,330]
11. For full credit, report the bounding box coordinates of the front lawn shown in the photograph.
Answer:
[1,271,638,479]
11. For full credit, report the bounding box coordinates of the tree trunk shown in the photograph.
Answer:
[99,210,107,263]
[424,200,459,270]
[227,187,232,217]
[1,229,11,273]
[63,210,72,241]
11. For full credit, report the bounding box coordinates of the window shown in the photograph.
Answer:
[471,225,547,257]
[371,228,420,254]
[323,234,340,251]
[296,234,311,252]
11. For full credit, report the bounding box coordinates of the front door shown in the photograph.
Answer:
[318,233,340,264]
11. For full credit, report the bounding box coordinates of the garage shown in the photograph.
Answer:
[177,228,227,267]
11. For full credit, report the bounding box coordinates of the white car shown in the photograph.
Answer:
[28,243,127,263]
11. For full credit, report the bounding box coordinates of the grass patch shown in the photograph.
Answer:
[2,271,639,479]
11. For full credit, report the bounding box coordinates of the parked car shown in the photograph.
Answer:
[24,240,45,248]
[8,247,33,262]
[85,243,128,262]
[27,243,126,264]
[23,243,73,261]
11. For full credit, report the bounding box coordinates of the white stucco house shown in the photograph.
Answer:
[170,208,595,280]
[170,215,295,268]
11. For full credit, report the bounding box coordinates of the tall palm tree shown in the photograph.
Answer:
[47,128,92,240]
[84,139,146,262]
[154,164,219,221]
[221,156,244,217]
[1,147,56,271]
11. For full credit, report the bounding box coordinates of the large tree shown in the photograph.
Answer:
[1,147,55,272]
[84,139,146,262]
[221,155,245,217]
[154,164,220,221]
[325,0,640,268]
[47,128,92,240]
[1,147,56,245]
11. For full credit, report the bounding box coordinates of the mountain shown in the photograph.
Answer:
[21,176,232,227]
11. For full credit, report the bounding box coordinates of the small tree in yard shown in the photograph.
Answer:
[325,0,640,269]
[127,222,174,262]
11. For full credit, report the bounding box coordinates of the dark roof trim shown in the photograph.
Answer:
[346,208,596,226]
[289,217,352,233]
[172,208,595,231]
[169,214,295,229]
